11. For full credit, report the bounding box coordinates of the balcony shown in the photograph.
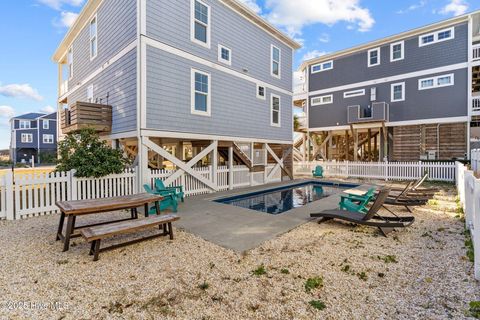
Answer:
[60,102,112,134]
[347,102,389,124]
[474,44,480,61]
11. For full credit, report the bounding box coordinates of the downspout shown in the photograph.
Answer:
[437,123,441,159]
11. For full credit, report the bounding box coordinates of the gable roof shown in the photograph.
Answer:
[40,112,58,120]
[299,10,476,71]
[13,113,46,120]
[53,0,301,62]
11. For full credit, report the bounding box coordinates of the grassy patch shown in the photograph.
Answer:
[280,268,290,274]
[252,265,267,276]
[357,272,368,281]
[428,199,439,206]
[304,277,323,293]
[469,301,480,318]
[308,300,326,311]
[198,282,209,291]
[341,265,351,273]
[377,255,398,263]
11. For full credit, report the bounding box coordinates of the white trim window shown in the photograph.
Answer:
[89,15,98,60]
[311,95,333,106]
[419,27,454,47]
[256,84,266,100]
[218,44,232,65]
[43,134,54,144]
[67,46,73,79]
[418,73,454,90]
[390,41,404,62]
[43,120,49,130]
[368,48,380,67]
[271,45,281,78]
[19,120,31,129]
[271,94,281,127]
[191,0,210,48]
[391,82,405,102]
[311,60,333,74]
[21,133,33,143]
[344,89,365,98]
[87,84,94,103]
[191,69,211,116]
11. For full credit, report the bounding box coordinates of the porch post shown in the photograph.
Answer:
[211,140,218,189]
[139,136,149,191]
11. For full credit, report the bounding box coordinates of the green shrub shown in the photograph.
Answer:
[38,151,57,164]
[308,300,326,310]
[56,128,130,178]
[470,301,480,318]
[280,268,290,274]
[304,277,323,293]
[252,265,267,276]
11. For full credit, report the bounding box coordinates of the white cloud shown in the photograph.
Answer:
[302,50,328,62]
[41,106,56,114]
[0,106,15,127]
[37,0,84,10]
[397,1,427,14]
[318,33,330,43]
[55,11,79,28]
[0,84,43,101]
[439,0,469,16]
[263,0,375,38]
[237,0,262,14]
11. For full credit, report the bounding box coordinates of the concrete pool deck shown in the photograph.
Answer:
[174,179,373,252]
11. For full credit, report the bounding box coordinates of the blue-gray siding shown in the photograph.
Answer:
[309,23,468,91]
[68,49,137,134]
[146,0,293,92]
[69,0,136,89]
[146,45,292,141]
[309,68,468,128]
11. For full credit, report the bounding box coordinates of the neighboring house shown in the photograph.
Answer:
[294,11,480,162]
[52,0,300,188]
[9,112,58,164]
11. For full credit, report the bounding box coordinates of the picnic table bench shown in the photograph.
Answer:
[56,193,164,252]
[81,214,180,261]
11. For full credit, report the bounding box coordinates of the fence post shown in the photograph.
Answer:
[5,171,14,220]
[70,169,77,201]
[133,167,139,194]
[384,161,388,181]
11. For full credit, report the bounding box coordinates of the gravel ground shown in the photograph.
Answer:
[0,182,478,319]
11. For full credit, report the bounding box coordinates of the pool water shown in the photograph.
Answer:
[215,181,357,215]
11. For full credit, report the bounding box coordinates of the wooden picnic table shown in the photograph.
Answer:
[56,193,164,252]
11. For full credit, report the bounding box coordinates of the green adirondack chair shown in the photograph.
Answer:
[312,166,324,178]
[143,184,178,213]
[339,188,376,214]
[154,179,185,202]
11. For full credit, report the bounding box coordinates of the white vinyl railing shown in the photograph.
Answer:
[294,160,456,182]
[473,44,480,61]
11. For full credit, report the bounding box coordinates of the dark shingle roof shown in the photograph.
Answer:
[13,113,46,120]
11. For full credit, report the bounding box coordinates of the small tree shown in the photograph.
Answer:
[56,128,130,178]
[293,115,300,132]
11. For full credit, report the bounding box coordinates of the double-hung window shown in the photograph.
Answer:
[19,121,31,129]
[43,120,49,130]
[191,69,211,116]
[419,27,454,46]
[43,134,54,144]
[271,45,281,78]
[90,15,98,60]
[271,94,281,127]
[390,41,404,62]
[391,82,405,102]
[21,133,33,143]
[418,74,454,90]
[368,48,380,67]
[192,0,210,48]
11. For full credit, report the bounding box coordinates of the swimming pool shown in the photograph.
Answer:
[215,181,358,215]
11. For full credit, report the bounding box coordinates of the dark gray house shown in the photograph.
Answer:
[10,112,58,164]
[294,11,480,162]
[52,0,301,189]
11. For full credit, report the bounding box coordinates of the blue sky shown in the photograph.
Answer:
[0,0,478,149]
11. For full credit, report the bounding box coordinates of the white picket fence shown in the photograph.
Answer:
[0,164,283,220]
[456,161,480,280]
[294,161,456,182]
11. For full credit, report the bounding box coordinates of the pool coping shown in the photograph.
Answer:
[174,178,374,253]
